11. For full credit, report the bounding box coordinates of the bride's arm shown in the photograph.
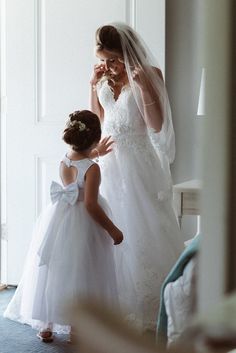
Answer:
[133,67,164,132]
[90,64,105,122]
[90,83,104,122]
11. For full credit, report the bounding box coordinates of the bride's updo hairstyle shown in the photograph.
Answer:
[63,110,101,152]
[96,25,123,55]
[95,24,146,61]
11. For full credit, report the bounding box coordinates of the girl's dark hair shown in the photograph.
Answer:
[96,25,123,55]
[63,110,101,152]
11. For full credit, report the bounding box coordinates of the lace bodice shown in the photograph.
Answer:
[98,80,146,138]
[97,80,172,199]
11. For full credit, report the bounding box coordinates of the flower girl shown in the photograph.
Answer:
[4,110,123,342]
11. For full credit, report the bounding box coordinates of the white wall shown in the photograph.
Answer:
[135,0,165,72]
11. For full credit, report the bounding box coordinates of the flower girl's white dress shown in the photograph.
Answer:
[4,157,119,333]
[97,81,184,331]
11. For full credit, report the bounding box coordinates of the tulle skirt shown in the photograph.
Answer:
[4,196,119,333]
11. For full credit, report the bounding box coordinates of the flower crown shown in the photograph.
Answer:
[69,120,89,131]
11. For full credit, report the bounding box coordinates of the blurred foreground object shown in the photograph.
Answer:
[173,290,236,353]
[71,299,166,353]
[69,295,236,353]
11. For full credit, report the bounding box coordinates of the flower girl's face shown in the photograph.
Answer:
[96,50,125,76]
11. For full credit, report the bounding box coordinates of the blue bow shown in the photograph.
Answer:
[50,181,79,205]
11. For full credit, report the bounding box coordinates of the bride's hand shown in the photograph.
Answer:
[132,66,163,90]
[90,64,106,86]
[132,66,162,91]
[132,67,147,89]
[96,136,114,157]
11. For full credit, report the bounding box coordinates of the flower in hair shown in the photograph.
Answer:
[70,120,89,131]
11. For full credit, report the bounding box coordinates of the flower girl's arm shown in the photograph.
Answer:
[84,164,123,245]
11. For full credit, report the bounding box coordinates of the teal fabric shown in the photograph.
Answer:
[156,234,201,344]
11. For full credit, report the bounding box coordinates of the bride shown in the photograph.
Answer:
[89,22,184,332]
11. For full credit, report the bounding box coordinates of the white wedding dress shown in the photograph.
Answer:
[97,80,184,331]
[4,157,119,334]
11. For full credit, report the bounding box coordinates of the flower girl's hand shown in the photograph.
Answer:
[96,136,114,157]
[110,227,123,245]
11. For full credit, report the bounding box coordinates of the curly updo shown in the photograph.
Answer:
[63,110,101,152]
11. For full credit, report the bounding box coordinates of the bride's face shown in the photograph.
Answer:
[96,50,125,76]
